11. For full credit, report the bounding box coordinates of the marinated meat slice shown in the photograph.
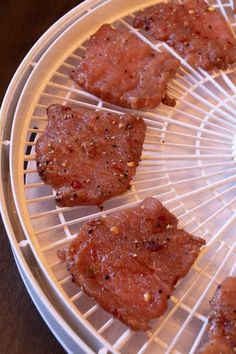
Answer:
[35,104,146,207]
[134,0,236,71]
[199,277,236,353]
[59,197,205,330]
[71,24,180,109]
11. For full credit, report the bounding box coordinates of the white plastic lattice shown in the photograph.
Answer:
[7,0,236,353]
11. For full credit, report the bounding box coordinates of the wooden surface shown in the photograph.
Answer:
[0,1,84,353]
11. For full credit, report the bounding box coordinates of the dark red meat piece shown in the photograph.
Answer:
[59,197,205,330]
[134,0,236,70]
[199,277,236,353]
[71,24,180,109]
[35,104,146,207]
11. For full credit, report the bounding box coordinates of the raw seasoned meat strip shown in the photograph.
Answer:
[71,24,180,109]
[59,197,205,330]
[36,104,146,207]
[199,277,236,353]
[134,0,236,70]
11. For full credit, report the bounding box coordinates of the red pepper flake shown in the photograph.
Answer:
[71,180,82,189]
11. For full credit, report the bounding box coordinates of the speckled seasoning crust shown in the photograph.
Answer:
[199,277,236,354]
[58,197,205,330]
[35,104,146,207]
[70,24,180,109]
[134,0,236,71]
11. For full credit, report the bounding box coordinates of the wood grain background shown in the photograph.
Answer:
[0,1,84,353]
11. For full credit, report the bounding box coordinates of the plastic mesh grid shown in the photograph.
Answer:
[10,0,236,352]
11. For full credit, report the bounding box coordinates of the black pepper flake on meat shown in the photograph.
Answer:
[159,289,163,294]
[143,239,166,251]
[104,274,110,280]
[38,170,46,178]
[88,229,93,234]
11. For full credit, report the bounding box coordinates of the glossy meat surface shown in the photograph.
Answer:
[134,0,236,70]
[36,104,146,207]
[71,24,180,109]
[59,197,205,330]
[199,277,236,353]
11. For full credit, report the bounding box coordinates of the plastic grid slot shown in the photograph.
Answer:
[10,0,236,352]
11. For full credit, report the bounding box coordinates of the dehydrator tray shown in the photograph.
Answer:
[1,0,236,353]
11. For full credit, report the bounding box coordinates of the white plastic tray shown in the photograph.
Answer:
[1,0,236,353]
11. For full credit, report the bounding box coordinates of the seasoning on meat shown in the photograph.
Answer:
[35,104,146,207]
[58,197,205,330]
[71,24,180,109]
[199,277,236,353]
[133,0,236,71]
